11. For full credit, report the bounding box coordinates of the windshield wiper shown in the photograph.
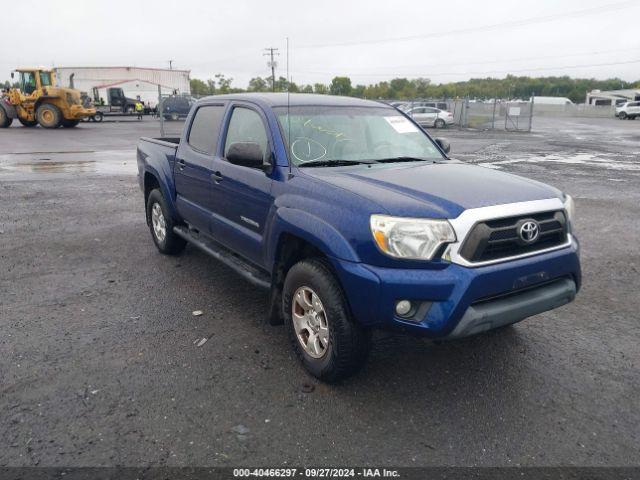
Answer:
[375,156,436,163]
[299,159,378,168]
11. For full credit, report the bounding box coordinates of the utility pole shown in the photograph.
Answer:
[169,60,173,70]
[263,48,279,91]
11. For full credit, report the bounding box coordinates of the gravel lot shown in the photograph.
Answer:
[0,116,638,467]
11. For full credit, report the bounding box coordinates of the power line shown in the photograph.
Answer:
[263,47,279,91]
[296,0,637,49]
[293,59,640,79]
[312,47,640,74]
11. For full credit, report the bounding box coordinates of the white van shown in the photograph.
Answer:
[531,96,574,106]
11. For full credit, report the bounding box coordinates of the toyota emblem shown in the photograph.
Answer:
[519,220,539,243]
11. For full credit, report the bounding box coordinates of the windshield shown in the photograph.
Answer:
[275,106,445,166]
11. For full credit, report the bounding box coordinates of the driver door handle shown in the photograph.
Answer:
[211,171,223,183]
[177,158,186,170]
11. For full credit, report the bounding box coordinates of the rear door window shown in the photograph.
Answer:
[188,105,226,154]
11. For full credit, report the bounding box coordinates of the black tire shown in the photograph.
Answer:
[146,189,186,255]
[0,107,12,128]
[62,119,80,128]
[435,118,446,128]
[18,117,37,127]
[171,112,179,121]
[283,258,370,382]
[618,112,627,120]
[93,112,104,123]
[36,104,62,128]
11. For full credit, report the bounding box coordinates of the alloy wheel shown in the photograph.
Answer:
[151,202,167,243]
[292,286,329,358]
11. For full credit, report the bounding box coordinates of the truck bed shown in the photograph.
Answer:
[137,137,180,184]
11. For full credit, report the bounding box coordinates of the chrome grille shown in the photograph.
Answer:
[459,210,568,263]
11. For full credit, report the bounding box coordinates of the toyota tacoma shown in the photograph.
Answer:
[137,93,581,382]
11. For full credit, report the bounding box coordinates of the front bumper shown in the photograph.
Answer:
[329,238,581,339]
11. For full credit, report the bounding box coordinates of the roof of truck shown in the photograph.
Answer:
[197,93,387,108]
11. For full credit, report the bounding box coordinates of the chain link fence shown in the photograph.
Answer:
[157,91,193,137]
[393,98,534,132]
[153,93,618,138]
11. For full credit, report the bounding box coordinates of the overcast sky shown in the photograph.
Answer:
[2,0,639,87]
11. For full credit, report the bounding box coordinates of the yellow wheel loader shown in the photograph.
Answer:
[0,68,95,129]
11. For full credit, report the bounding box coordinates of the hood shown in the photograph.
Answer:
[301,161,561,218]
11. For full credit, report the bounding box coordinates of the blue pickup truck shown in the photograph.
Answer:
[137,93,580,382]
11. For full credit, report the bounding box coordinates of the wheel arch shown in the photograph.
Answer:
[34,96,63,111]
[268,208,360,272]
[267,228,354,327]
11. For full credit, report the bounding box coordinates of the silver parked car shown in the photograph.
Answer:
[406,106,454,128]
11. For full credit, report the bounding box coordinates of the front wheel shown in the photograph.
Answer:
[146,189,186,255]
[618,112,627,120]
[283,259,370,382]
[93,112,104,122]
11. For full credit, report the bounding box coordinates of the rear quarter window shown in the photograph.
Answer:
[188,105,226,154]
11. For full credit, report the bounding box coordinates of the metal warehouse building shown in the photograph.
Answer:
[55,66,191,96]
[586,88,640,106]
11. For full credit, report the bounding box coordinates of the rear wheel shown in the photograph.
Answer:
[0,108,12,128]
[171,112,179,121]
[146,189,187,255]
[283,259,370,382]
[93,112,104,122]
[435,118,446,128]
[62,119,80,128]
[36,104,62,128]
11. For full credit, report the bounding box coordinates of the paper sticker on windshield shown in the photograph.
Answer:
[384,116,419,133]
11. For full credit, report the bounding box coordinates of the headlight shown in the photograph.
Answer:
[563,194,575,228]
[370,215,456,260]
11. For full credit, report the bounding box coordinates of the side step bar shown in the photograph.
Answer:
[173,226,271,290]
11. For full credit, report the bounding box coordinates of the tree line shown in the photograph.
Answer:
[190,74,639,103]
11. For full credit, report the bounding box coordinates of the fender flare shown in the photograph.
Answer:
[34,96,60,110]
[267,207,360,267]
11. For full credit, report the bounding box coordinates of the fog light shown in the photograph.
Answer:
[395,300,413,317]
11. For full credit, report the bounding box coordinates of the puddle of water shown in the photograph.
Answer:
[0,150,138,177]
[481,152,640,172]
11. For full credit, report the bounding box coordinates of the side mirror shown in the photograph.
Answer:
[434,138,451,154]
[226,142,268,170]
